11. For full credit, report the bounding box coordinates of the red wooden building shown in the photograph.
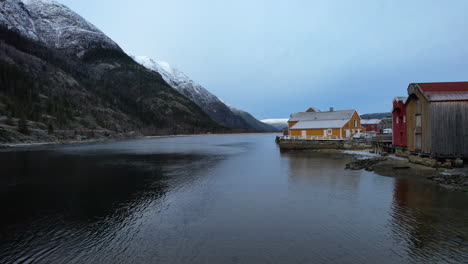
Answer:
[361,119,385,133]
[392,97,407,147]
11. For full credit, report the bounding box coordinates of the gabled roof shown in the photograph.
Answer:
[290,120,348,129]
[361,119,382,125]
[289,109,356,122]
[393,96,407,103]
[409,82,468,102]
[306,107,321,112]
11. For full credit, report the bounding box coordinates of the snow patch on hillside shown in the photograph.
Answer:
[0,0,120,56]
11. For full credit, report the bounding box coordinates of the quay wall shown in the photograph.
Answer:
[278,139,371,150]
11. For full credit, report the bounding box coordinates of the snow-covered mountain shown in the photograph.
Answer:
[226,105,278,132]
[132,56,276,131]
[0,0,121,56]
[261,119,288,131]
[0,0,225,139]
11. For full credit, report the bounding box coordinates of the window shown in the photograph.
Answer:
[352,129,355,134]
[327,129,332,135]
[396,117,399,124]
[354,120,357,127]
[415,115,421,128]
[403,115,406,123]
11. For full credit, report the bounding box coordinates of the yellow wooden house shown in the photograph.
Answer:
[288,109,364,139]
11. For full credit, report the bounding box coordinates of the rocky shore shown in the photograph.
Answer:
[343,152,468,193]
[345,157,388,171]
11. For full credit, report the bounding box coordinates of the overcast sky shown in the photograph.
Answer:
[60,0,468,119]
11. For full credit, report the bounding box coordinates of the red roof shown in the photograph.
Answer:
[415,82,468,101]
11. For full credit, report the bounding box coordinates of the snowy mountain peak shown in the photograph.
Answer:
[0,0,121,56]
[132,55,276,131]
[133,55,223,106]
[261,119,289,130]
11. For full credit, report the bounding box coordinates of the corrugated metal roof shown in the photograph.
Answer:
[424,91,468,101]
[290,119,349,129]
[289,109,355,122]
[361,119,381,125]
[415,82,468,101]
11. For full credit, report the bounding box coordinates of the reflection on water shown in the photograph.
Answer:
[0,134,466,263]
[392,180,468,263]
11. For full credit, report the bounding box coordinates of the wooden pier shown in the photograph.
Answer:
[371,135,393,154]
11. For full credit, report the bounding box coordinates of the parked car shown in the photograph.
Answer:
[352,133,365,139]
[382,128,393,134]
[365,131,377,138]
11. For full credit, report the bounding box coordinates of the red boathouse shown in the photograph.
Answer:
[392,97,407,148]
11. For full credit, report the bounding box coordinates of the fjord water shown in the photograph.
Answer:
[0,134,466,264]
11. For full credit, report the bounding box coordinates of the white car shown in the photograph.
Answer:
[365,131,377,138]
[382,128,393,134]
[352,133,365,139]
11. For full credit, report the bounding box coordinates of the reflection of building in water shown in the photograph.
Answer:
[283,152,362,198]
[391,179,468,263]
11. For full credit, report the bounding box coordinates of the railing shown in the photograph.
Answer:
[280,135,343,141]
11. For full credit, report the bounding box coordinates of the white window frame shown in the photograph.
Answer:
[396,117,399,124]
[403,115,406,123]
[327,129,332,135]
[354,120,357,127]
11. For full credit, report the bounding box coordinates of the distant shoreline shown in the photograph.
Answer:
[0,132,281,150]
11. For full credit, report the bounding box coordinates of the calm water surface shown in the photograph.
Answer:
[0,134,467,264]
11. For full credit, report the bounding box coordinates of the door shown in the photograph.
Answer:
[301,130,307,139]
[346,129,351,138]
[415,134,422,150]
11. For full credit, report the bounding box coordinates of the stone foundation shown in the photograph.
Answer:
[278,139,371,150]
[408,155,454,169]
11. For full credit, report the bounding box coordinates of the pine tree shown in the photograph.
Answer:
[18,116,29,135]
[6,113,14,126]
[48,123,54,135]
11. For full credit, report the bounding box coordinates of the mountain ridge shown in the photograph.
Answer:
[132,56,276,131]
[0,0,229,143]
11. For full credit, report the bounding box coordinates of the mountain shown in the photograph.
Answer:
[132,56,276,131]
[226,105,278,132]
[360,112,392,119]
[0,0,120,57]
[0,0,224,143]
[261,119,288,131]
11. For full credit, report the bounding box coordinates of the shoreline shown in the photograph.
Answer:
[0,132,281,149]
[340,150,468,193]
[283,148,467,193]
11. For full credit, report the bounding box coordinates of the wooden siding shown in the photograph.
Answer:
[430,102,468,157]
[288,111,362,139]
[406,87,431,154]
[341,111,362,138]
[393,100,407,147]
[290,128,341,138]
[288,121,298,129]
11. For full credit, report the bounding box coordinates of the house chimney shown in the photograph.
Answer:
[329,107,334,112]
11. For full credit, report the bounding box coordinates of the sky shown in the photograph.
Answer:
[60,0,468,119]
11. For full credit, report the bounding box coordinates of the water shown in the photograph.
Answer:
[0,134,466,264]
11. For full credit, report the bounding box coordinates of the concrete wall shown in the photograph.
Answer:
[278,139,371,150]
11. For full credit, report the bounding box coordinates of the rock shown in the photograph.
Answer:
[453,158,464,168]
[345,157,387,171]
[409,155,437,167]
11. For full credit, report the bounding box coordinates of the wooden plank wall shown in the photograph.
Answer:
[406,87,431,154]
[431,102,468,157]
